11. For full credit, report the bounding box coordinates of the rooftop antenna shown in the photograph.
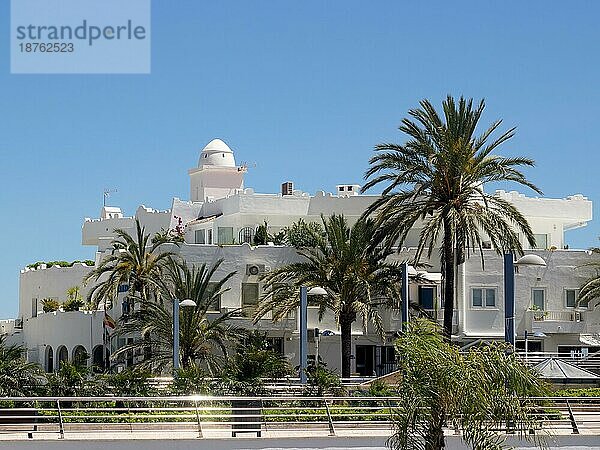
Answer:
[103,188,117,207]
[240,161,257,170]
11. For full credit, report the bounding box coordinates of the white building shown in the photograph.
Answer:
[5,138,600,376]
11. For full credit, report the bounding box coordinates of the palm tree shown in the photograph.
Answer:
[363,96,540,339]
[84,219,178,309]
[113,259,243,374]
[577,252,600,308]
[256,214,404,378]
[219,330,292,395]
[389,319,548,450]
[0,336,44,396]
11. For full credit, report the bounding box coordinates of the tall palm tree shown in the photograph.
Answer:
[363,96,540,339]
[113,259,243,374]
[256,214,404,378]
[84,219,178,309]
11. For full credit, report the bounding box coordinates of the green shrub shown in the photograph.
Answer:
[171,365,210,395]
[555,387,600,397]
[283,218,325,248]
[303,359,345,397]
[27,260,94,269]
[367,379,397,397]
[99,368,156,396]
[62,286,85,311]
[42,298,60,313]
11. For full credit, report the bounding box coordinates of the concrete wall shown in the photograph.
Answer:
[19,264,94,322]
[22,310,105,370]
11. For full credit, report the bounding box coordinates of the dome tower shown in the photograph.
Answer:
[188,139,247,202]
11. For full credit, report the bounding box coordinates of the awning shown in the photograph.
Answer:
[580,334,600,346]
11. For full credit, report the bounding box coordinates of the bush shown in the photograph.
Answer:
[304,359,345,397]
[555,387,600,397]
[62,286,85,311]
[27,260,94,269]
[42,298,60,313]
[220,331,292,395]
[99,368,156,396]
[367,379,397,397]
[253,221,285,246]
[283,218,325,248]
[171,365,210,395]
[45,361,91,397]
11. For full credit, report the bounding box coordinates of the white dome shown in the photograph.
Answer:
[199,139,236,167]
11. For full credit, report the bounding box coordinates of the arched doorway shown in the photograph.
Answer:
[45,346,54,373]
[56,345,68,371]
[92,345,109,372]
[72,345,88,367]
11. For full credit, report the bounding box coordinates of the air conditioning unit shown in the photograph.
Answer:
[246,264,266,276]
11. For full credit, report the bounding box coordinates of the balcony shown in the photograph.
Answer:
[526,309,587,334]
[385,308,459,334]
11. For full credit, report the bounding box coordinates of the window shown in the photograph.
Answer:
[194,229,205,244]
[241,282,260,317]
[532,289,545,310]
[238,226,255,244]
[418,286,436,310]
[206,282,222,312]
[217,227,234,244]
[566,289,588,308]
[122,298,132,316]
[207,229,213,244]
[267,337,284,355]
[471,287,496,308]
[566,289,577,308]
[533,234,548,249]
[31,298,38,318]
[338,186,344,191]
[347,186,353,191]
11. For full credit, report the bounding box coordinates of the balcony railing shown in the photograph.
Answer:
[530,310,585,322]
[526,310,587,334]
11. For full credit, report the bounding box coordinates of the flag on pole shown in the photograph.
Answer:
[103,313,116,329]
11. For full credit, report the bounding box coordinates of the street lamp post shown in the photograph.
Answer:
[173,298,197,376]
[504,253,546,346]
[299,286,327,384]
[400,262,409,331]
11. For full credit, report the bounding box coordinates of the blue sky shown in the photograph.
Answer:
[1,1,599,317]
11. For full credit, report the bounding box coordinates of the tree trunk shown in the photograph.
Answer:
[425,424,445,450]
[340,318,353,378]
[442,217,455,342]
[426,408,446,450]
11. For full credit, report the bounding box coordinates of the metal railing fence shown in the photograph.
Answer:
[0,396,599,439]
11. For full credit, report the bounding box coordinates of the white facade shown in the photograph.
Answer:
[5,139,599,376]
